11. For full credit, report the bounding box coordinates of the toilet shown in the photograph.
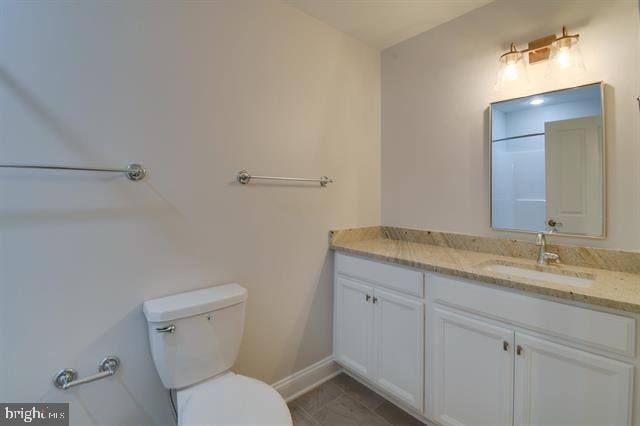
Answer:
[143,284,292,426]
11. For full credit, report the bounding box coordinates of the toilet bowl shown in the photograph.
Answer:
[178,372,290,425]
[143,284,292,425]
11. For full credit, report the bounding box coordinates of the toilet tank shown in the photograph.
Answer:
[143,284,247,389]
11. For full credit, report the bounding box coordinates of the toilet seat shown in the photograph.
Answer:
[177,372,292,426]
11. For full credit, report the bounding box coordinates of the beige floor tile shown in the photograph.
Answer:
[288,403,318,426]
[290,381,344,415]
[330,374,386,411]
[374,400,426,426]
[313,394,390,426]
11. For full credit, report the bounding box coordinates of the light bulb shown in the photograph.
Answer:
[549,27,584,73]
[556,48,571,69]
[504,63,518,81]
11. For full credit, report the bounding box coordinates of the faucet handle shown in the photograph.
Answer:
[546,219,561,233]
[535,232,545,246]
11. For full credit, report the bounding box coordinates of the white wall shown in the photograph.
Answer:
[0,1,380,424]
[382,0,640,250]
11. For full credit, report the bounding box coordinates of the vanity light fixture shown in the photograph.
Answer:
[496,43,528,89]
[549,26,584,72]
[496,26,583,88]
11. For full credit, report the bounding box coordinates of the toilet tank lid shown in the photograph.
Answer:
[143,283,247,322]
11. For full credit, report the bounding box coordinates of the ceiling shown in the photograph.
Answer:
[285,0,494,50]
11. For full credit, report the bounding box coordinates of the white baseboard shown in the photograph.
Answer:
[271,356,342,402]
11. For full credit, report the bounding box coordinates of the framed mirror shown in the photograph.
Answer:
[490,82,605,237]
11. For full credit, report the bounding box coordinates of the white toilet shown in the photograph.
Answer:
[143,283,292,426]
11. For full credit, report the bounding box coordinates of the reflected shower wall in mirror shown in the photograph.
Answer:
[491,82,604,237]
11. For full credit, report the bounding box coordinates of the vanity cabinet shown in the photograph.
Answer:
[514,332,632,426]
[334,276,375,377]
[334,253,424,411]
[333,252,637,425]
[431,307,515,426]
[374,287,424,407]
[427,272,635,426]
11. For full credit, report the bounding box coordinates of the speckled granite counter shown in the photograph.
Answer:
[330,227,640,314]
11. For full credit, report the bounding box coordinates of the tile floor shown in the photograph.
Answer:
[288,373,435,426]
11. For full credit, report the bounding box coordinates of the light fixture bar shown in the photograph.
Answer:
[501,26,580,64]
[525,34,557,63]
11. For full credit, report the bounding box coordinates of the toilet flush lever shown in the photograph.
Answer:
[156,324,176,333]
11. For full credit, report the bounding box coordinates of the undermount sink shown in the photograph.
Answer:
[481,261,595,288]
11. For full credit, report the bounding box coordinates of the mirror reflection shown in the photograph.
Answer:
[491,83,604,237]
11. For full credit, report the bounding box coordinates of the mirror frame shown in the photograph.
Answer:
[489,82,606,239]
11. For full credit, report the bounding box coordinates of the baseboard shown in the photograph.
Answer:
[271,355,343,402]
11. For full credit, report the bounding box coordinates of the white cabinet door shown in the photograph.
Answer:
[335,276,374,377]
[373,288,424,411]
[431,307,514,426]
[514,333,633,426]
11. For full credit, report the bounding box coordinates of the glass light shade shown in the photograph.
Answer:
[495,46,528,89]
[549,33,584,73]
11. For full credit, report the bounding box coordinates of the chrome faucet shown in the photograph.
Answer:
[536,233,560,265]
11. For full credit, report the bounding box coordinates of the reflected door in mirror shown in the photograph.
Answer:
[545,116,603,236]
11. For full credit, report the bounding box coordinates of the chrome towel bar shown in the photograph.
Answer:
[0,163,146,181]
[53,356,121,390]
[236,170,334,187]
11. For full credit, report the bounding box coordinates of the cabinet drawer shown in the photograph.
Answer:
[335,253,424,298]
[427,272,635,357]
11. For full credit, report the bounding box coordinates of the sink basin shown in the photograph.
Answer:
[481,262,595,288]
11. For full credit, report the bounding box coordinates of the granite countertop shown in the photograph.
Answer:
[330,227,640,314]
